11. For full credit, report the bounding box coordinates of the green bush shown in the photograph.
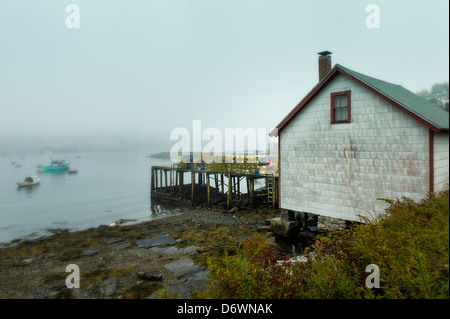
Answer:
[198,191,449,299]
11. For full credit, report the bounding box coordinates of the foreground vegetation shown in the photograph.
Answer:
[198,191,449,299]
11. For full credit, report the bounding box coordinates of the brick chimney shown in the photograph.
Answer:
[318,51,332,81]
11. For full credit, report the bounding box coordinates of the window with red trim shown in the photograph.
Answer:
[331,91,351,123]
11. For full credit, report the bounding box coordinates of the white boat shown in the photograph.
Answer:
[17,176,41,187]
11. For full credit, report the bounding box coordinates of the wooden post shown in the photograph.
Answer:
[221,174,224,195]
[150,167,155,195]
[207,173,210,206]
[159,169,163,192]
[154,168,157,192]
[246,177,250,198]
[155,168,159,192]
[274,177,278,208]
[273,177,276,210]
[175,169,178,186]
[179,171,184,200]
[237,176,240,196]
[227,173,232,210]
[164,170,168,192]
[191,171,195,207]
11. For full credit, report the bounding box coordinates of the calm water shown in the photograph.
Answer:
[0,151,182,244]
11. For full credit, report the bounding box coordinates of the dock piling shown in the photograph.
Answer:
[150,155,278,209]
[191,171,195,207]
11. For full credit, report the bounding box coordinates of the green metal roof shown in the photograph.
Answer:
[337,64,449,130]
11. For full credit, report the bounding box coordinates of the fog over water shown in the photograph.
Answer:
[0,130,170,156]
[1,1,448,154]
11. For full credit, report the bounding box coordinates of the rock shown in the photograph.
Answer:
[116,243,131,250]
[306,214,318,226]
[164,258,203,278]
[28,284,60,299]
[308,226,318,233]
[270,218,300,239]
[137,234,176,248]
[102,277,119,297]
[294,212,304,223]
[278,255,308,266]
[107,238,123,244]
[298,230,315,242]
[183,270,210,291]
[280,211,295,221]
[135,271,163,282]
[151,267,210,299]
[79,249,100,257]
[256,225,271,232]
[208,218,237,226]
[317,215,347,232]
[178,246,199,254]
[159,279,191,299]
[151,246,178,254]
[116,218,137,225]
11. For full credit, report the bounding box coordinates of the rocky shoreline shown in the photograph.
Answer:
[0,206,281,299]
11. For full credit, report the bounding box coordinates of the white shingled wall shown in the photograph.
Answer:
[280,73,431,222]
[434,132,449,192]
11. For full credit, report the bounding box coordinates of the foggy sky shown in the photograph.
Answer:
[0,0,448,154]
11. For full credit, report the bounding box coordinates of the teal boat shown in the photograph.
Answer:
[37,160,70,172]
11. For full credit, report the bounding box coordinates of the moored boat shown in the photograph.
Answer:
[68,165,78,174]
[17,176,41,187]
[37,160,70,172]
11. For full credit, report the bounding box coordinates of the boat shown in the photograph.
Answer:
[68,165,78,174]
[37,160,70,172]
[17,176,41,187]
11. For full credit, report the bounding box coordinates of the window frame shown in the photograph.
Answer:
[330,90,351,124]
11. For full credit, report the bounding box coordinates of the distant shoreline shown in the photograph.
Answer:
[147,151,171,160]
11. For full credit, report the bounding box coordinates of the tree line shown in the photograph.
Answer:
[417,82,449,112]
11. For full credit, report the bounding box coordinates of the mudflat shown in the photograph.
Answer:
[0,208,279,299]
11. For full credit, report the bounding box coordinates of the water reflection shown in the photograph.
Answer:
[41,171,69,181]
[16,184,41,195]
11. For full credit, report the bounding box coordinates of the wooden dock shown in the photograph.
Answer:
[150,154,278,210]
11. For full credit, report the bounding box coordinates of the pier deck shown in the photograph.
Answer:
[151,154,278,209]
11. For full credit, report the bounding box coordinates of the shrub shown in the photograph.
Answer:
[199,191,449,299]
[198,234,296,299]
